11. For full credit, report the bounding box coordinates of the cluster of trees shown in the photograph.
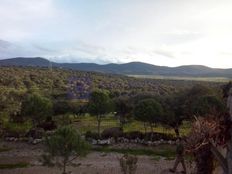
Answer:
[0,81,226,139]
[87,84,226,139]
[0,66,227,139]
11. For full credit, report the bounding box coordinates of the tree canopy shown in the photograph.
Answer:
[134,98,163,126]
[21,93,53,125]
[43,126,90,174]
[88,90,114,137]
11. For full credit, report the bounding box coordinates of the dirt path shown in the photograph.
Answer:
[0,142,194,174]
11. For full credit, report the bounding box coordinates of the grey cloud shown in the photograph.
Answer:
[0,40,12,49]
[50,55,115,64]
[32,44,58,53]
[153,49,176,58]
[69,41,107,57]
[0,39,27,58]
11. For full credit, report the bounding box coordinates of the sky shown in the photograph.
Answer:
[0,0,232,68]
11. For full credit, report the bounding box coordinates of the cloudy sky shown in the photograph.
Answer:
[0,0,232,68]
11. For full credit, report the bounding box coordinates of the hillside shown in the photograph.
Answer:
[0,57,232,77]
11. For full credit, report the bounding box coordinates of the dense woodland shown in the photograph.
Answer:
[0,66,226,136]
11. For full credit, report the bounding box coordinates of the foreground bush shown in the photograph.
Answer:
[42,126,90,174]
[4,121,32,138]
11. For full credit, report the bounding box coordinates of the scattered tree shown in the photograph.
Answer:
[134,98,163,139]
[161,94,187,137]
[21,93,53,127]
[191,95,225,117]
[42,126,90,174]
[88,90,113,138]
[114,96,133,130]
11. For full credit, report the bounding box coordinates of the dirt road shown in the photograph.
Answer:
[0,142,194,174]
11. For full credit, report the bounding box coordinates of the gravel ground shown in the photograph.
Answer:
[0,142,198,174]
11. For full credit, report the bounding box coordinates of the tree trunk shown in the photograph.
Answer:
[211,143,228,173]
[143,122,147,134]
[97,115,101,139]
[119,115,124,131]
[195,144,214,174]
[150,123,154,141]
[63,160,67,174]
[174,126,180,137]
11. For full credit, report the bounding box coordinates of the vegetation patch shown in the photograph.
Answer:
[151,156,161,161]
[92,145,176,158]
[4,121,32,136]
[0,147,12,153]
[0,162,30,169]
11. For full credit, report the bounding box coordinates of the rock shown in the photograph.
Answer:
[32,139,43,145]
[98,139,111,145]
[26,128,45,139]
[101,127,123,140]
[92,139,97,145]
[5,137,18,142]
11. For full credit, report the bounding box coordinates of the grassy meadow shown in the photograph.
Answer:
[71,114,191,136]
[128,75,232,82]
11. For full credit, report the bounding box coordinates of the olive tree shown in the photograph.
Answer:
[161,94,187,137]
[21,93,53,127]
[42,126,90,174]
[114,96,133,130]
[134,98,163,139]
[88,90,113,138]
[191,95,225,117]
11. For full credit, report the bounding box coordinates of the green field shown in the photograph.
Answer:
[72,114,191,136]
[93,144,176,159]
[128,75,231,82]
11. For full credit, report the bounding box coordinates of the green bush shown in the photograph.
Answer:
[0,162,29,169]
[43,126,90,174]
[85,131,99,140]
[5,121,32,137]
[0,112,9,127]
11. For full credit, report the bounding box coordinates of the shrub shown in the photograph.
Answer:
[85,131,99,140]
[119,154,138,174]
[42,126,90,174]
[4,121,32,137]
[143,132,174,141]
[101,127,123,139]
[123,131,144,140]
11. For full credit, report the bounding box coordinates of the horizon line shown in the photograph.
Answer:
[0,56,231,70]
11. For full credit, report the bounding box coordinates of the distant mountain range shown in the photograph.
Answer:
[0,57,232,78]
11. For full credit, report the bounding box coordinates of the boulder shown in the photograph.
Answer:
[101,127,123,140]
[26,128,45,139]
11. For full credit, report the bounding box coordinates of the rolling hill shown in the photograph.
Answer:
[0,57,232,78]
